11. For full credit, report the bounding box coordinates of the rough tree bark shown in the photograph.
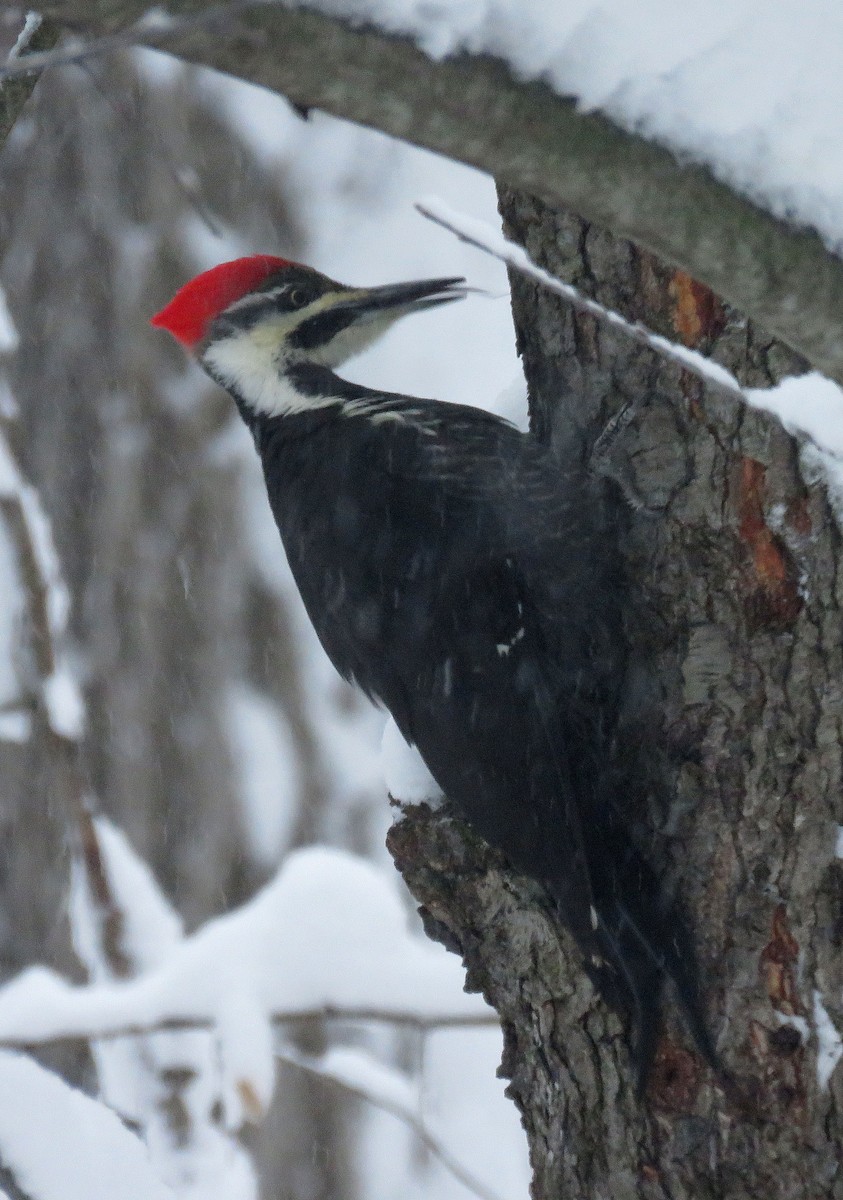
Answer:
[389,190,843,1199]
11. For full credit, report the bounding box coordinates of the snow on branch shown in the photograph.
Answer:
[27,0,843,388]
[61,820,500,1196]
[0,840,493,1050]
[416,197,745,403]
[0,13,59,152]
[1,817,500,1197]
[0,427,84,744]
[67,814,261,1196]
[419,196,843,527]
[71,811,184,982]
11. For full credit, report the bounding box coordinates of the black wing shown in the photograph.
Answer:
[263,397,713,1078]
[380,404,713,1079]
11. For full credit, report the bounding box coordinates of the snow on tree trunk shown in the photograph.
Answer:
[389,187,843,1198]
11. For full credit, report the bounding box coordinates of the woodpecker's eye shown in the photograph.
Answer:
[288,288,308,308]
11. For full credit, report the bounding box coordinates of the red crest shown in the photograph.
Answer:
[151,255,292,348]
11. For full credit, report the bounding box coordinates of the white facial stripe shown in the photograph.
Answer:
[224,292,273,316]
[203,330,335,417]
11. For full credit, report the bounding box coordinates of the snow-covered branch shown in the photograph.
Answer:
[0,425,85,745]
[0,815,503,1197]
[0,1004,498,1051]
[23,0,843,388]
[0,13,59,150]
[0,832,494,1048]
[0,1051,174,1200]
[422,197,843,527]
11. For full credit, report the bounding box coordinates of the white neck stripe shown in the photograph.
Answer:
[203,335,339,418]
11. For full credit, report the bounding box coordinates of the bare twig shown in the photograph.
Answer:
[76,809,134,978]
[0,2,262,79]
[415,198,748,404]
[0,14,60,149]
[0,1003,498,1052]
[277,1005,498,1033]
[417,197,843,484]
[0,438,85,748]
[0,495,55,681]
[278,1045,509,1200]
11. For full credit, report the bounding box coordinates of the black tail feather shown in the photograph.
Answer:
[556,828,718,1086]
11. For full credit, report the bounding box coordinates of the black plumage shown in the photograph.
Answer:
[248,373,710,1082]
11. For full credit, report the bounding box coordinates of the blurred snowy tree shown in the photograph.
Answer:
[0,45,377,1200]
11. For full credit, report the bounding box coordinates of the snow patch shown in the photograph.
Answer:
[0,709,31,742]
[69,816,183,979]
[814,990,843,1091]
[215,989,275,1126]
[0,1051,173,1200]
[745,373,843,462]
[283,1044,419,1115]
[0,846,487,1045]
[42,666,85,740]
[0,521,25,712]
[746,374,843,524]
[0,285,19,352]
[381,717,443,806]
[0,428,80,738]
[8,12,42,61]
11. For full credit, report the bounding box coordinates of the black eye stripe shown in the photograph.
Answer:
[221,288,312,329]
[291,307,354,350]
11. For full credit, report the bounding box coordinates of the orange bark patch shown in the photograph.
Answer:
[648,1036,702,1112]
[640,1163,661,1187]
[751,910,808,1120]
[738,458,803,626]
[749,1019,769,1061]
[236,1078,266,1123]
[759,904,803,1016]
[669,270,726,347]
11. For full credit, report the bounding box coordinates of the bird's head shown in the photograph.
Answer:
[151,255,466,418]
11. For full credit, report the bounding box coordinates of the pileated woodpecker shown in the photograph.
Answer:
[152,255,714,1082]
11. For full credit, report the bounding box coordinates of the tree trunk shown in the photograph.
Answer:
[388,187,843,1198]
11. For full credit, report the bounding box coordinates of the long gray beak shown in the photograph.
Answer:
[339,277,467,319]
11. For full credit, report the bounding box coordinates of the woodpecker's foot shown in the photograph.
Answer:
[592,393,696,514]
[590,400,657,512]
